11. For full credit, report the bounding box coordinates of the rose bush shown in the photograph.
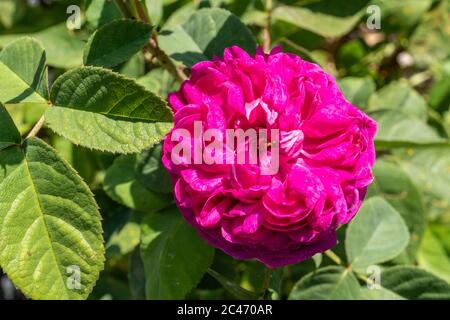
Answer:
[163,46,377,267]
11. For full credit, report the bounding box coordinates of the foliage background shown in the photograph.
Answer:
[0,0,450,300]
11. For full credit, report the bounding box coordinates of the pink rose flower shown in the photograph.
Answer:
[162,46,377,268]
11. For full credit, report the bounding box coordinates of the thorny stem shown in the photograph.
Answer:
[263,0,272,53]
[324,250,342,265]
[259,267,273,299]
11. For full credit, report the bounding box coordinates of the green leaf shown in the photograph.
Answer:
[136,143,172,194]
[288,266,362,300]
[146,0,163,26]
[103,154,172,212]
[83,19,152,68]
[272,1,370,38]
[207,268,258,300]
[0,37,48,104]
[346,197,410,271]
[381,266,450,299]
[368,82,427,119]
[0,23,85,69]
[360,287,405,300]
[367,159,426,262]
[159,8,257,67]
[45,66,173,154]
[137,68,177,98]
[418,225,450,284]
[312,253,323,268]
[85,0,122,29]
[398,147,450,219]
[0,137,104,300]
[140,206,214,299]
[338,77,375,108]
[372,110,447,147]
[0,103,21,150]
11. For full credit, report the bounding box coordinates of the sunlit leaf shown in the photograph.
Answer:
[46,67,173,154]
[346,197,410,271]
[272,1,370,38]
[0,37,48,105]
[83,19,152,68]
[159,8,257,67]
[0,138,104,300]
[289,266,362,300]
[367,159,426,262]
[381,266,450,299]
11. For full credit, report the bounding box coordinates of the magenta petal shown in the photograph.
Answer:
[163,45,377,268]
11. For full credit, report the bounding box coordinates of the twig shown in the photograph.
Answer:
[26,114,46,139]
[263,0,272,53]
